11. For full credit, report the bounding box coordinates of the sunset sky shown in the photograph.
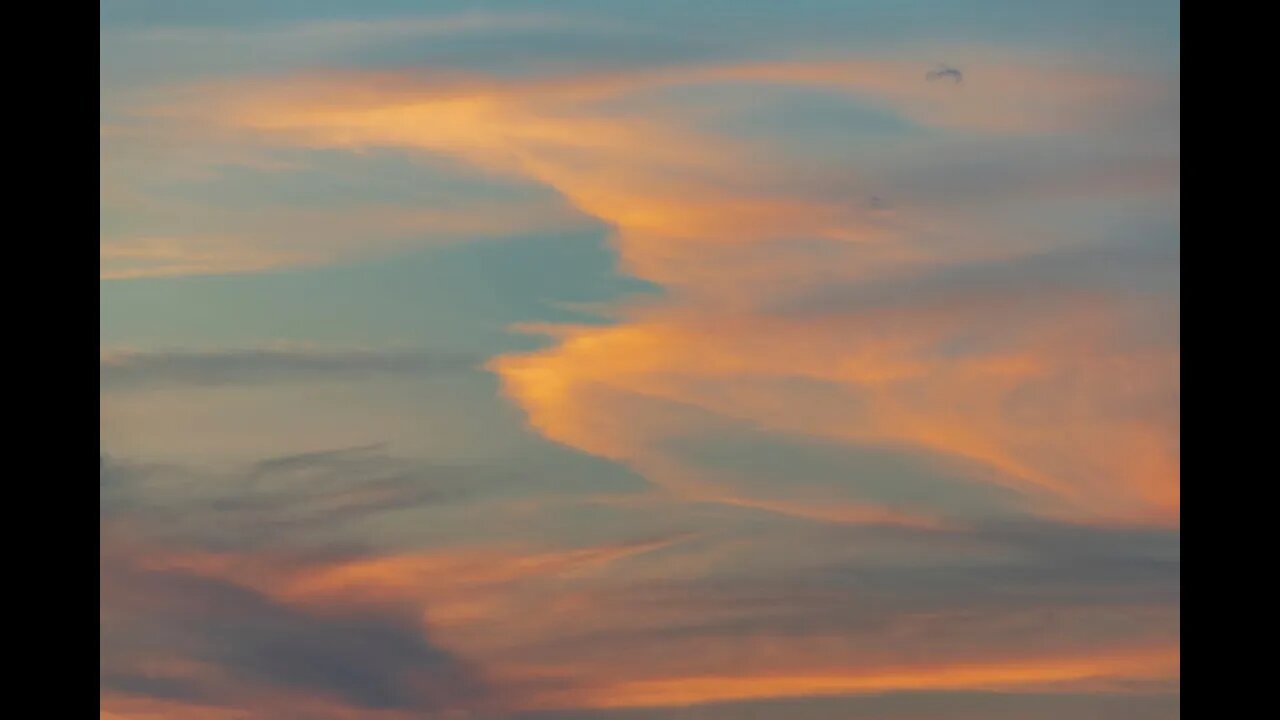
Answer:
[101,2,1180,718]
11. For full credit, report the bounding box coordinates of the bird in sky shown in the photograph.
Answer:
[926,64,963,83]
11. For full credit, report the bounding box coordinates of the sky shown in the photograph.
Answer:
[100,2,1180,718]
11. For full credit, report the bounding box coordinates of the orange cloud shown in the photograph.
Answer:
[163,50,1177,528]
[529,644,1179,710]
[492,300,1178,524]
[275,535,689,605]
[102,35,1179,718]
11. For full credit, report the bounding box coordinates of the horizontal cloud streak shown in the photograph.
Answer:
[101,347,479,389]
[533,646,1179,710]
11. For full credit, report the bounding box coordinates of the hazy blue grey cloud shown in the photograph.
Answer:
[101,437,655,554]
[100,447,483,552]
[100,347,478,389]
[767,239,1178,327]
[541,523,1177,641]
[474,516,1177,692]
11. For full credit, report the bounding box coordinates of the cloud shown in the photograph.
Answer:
[532,645,1178,710]
[102,22,1178,718]
[100,447,475,551]
[490,291,1178,525]
[102,445,1177,716]
[110,10,577,45]
[101,8,627,90]
[101,537,491,715]
[176,515,1172,714]
[98,193,590,280]
[104,47,1174,282]
[99,127,594,280]
[163,52,1174,527]
[99,440,656,555]
[100,347,479,389]
[508,690,1180,720]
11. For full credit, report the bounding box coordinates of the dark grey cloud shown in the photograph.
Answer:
[967,518,1180,565]
[101,549,489,712]
[98,671,212,705]
[100,347,478,390]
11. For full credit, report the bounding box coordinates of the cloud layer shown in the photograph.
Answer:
[101,3,1178,718]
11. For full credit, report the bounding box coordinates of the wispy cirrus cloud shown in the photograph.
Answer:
[153,48,1178,528]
